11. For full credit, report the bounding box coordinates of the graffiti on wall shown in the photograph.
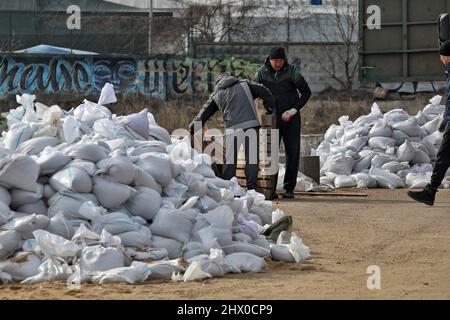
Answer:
[0,55,261,99]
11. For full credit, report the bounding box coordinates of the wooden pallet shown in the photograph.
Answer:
[191,115,278,200]
[235,114,278,200]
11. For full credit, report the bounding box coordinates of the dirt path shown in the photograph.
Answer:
[1,189,449,300]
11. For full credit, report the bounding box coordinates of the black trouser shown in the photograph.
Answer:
[431,123,450,189]
[222,127,260,190]
[276,113,301,192]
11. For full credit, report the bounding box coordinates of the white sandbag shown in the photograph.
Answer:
[4,122,33,151]
[0,230,23,259]
[321,152,357,176]
[423,103,444,116]
[177,172,208,198]
[46,212,74,239]
[136,153,173,187]
[132,167,162,193]
[324,124,339,141]
[429,95,442,106]
[391,130,409,145]
[334,175,357,188]
[3,214,50,239]
[368,137,396,150]
[80,99,111,125]
[92,177,136,209]
[148,125,171,145]
[71,224,101,247]
[150,209,194,244]
[118,226,152,248]
[92,212,140,235]
[371,154,395,168]
[223,252,266,273]
[16,137,59,156]
[381,161,409,173]
[151,236,183,259]
[125,186,161,221]
[43,184,56,199]
[353,154,374,172]
[0,186,11,207]
[392,117,422,137]
[270,244,296,262]
[222,242,270,258]
[396,140,416,162]
[163,180,188,200]
[145,259,187,280]
[96,156,136,185]
[16,200,48,215]
[62,115,81,144]
[181,260,213,282]
[36,147,71,175]
[126,247,168,261]
[21,257,73,284]
[233,232,253,243]
[193,164,216,178]
[91,261,151,284]
[369,167,405,189]
[351,173,378,188]
[320,176,335,188]
[344,136,368,152]
[369,121,393,138]
[123,109,149,140]
[411,148,431,164]
[33,230,78,258]
[65,143,107,162]
[341,126,369,143]
[64,159,98,176]
[98,82,117,105]
[80,245,127,273]
[48,191,99,220]
[0,154,40,192]
[422,116,442,135]
[49,167,93,193]
[0,201,11,225]
[0,253,41,281]
[383,109,410,124]
[195,195,219,213]
[10,183,44,209]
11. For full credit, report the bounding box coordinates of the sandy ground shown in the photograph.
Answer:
[1,189,449,300]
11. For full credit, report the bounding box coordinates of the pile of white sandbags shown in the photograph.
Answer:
[0,87,310,285]
[313,96,450,189]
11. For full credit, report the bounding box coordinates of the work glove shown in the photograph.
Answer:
[281,108,298,122]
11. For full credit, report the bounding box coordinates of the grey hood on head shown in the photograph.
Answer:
[215,75,240,90]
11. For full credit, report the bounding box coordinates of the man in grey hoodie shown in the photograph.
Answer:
[189,73,276,190]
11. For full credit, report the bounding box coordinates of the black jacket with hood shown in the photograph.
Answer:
[256,56,311,116]
[190,75,276,132]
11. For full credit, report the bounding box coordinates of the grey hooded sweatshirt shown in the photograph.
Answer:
[190,75,276,132]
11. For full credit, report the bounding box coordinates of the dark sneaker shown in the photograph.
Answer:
[282,191,295,199]
[407,184,437,206]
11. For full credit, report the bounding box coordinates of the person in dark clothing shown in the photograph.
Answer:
[408,40,450,206]
[255,47,312,198]
[189,73,276,190]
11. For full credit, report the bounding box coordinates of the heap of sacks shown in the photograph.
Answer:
[313,95,450,189]
[0,89,310,285]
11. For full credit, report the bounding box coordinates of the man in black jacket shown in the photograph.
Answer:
[256,47,312,198]
[190,73,276,190]
[407,40,450,206]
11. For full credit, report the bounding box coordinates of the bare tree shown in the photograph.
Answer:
[173,0,276,47]
[307,0,359,92]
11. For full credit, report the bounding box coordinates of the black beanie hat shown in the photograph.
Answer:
[269,47,287,60]
[440,40,450,56]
